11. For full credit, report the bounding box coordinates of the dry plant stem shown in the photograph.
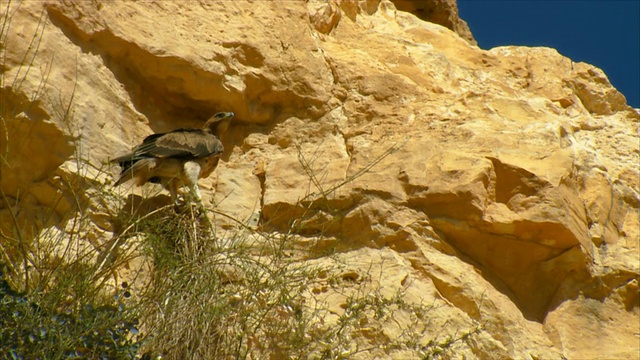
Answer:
[9,4,47,93]
[94,204,176,279]
[0,3,145,357]
[298,141,402,206]
[0,191,30,290]
[0,0,53,291]
[0,190,21,281]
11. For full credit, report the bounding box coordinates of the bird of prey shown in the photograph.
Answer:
[112,112,234,207]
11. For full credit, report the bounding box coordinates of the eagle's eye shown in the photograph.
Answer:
[212,112,233,121]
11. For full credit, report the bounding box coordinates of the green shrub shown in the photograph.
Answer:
[1,272,143,359]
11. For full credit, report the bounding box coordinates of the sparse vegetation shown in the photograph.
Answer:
[0,274,143,359]
[0,2,482,359]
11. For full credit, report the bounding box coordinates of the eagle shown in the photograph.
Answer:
[112,112,234,207]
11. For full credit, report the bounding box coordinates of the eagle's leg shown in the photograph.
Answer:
[191,184,202,202]
[167,178,181,207]
[183,162,205,212]
[188,184,206,216]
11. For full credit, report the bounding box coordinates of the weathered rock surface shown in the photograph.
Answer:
[1,1,638,358]
[392,0,476,45]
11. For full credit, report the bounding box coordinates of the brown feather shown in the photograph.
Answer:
[111,112,234,205]
[152,131,223,158]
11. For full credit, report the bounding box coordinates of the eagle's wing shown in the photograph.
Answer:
[112,125,226,201]
[133,129,224,159]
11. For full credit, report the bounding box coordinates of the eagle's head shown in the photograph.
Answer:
[204,112,234,138]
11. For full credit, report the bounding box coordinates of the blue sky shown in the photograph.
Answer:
[457,1,640,108]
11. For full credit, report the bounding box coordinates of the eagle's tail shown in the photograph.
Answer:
[111,153,138,172]
[113,157,157,187]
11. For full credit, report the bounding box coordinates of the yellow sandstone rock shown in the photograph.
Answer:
[1,1,637,358]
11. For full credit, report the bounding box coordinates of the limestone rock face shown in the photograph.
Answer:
[391,0,476,45]
[1,1,638,358]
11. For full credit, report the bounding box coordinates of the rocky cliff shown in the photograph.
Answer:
[1,1,638,359]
